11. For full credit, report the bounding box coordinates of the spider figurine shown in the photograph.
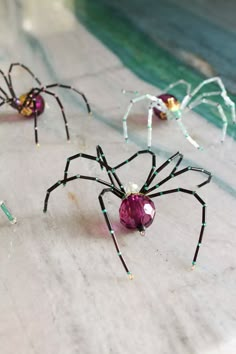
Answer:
[43,145,212,278]
[122,77,235,149]
[0,63,91,145]
[0,200,16,224]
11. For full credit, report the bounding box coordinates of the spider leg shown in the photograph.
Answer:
[144,157,211,194]
[189,98,230,142]
[148,188,207,268]
[96,145,117,185]
[96,145,108,171]
[122,94,157,143]
[0,87,10,100]
[95,147,158,192]
[189,77,235,121]
[95,148,157,193]
[140,151,183,193]
[0,69,12,99]
[32,98,39,146]
[191,77,229,98]
[164,79,191,96]
[44,174,123,213]
[122,89,140,96]
[0,200,17,224]
[0,96,7,106]
[45,83,91,114]
[63,148,126,194]
[114,149,156,186]
[17,91,40,145]
[63,151,107,184]
[99,188,133,279]
[8,63,42,96]
[41,88,71,141]
[146,104,154,148]
[176,117,202,149]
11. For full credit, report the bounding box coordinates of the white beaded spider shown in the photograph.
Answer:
[122,77,235,149]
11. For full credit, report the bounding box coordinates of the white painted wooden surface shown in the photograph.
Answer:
[0,1,236,354]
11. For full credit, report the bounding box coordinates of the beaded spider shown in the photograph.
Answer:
[0,63,91,145]
[43,145,212,278]
[122,77,235,149]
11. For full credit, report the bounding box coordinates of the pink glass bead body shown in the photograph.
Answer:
[31,94,45,116]
[153,93,178,119]
[17,93,45,117]
[119,194,156,231]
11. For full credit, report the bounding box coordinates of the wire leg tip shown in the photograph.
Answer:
[10,217,17,224]
[128,273,134,280]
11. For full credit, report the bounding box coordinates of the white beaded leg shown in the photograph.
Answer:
[191,77,227,97]
[176,118,201,149]
[190,98,228,142]
[221,92,236,123]
[122,94,157,142]
[123,101,133,142]
[165,79,191,95]
[122,89,140,96]
[191,90,235,125]
[147,106,153,148]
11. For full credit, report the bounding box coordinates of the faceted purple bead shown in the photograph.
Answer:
[153,93,178,120]
[119,194,156,231]
[18,93,45,118]
[29,94,45,117]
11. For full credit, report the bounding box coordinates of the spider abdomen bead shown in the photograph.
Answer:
[119,194,156,233]
[18,93,45,117]
[154,93,180,120]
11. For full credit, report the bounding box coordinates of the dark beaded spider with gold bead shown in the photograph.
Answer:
[0,63,91,145]
[43,145,212,278]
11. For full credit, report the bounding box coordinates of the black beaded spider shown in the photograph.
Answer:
[43,145,212,278]
[0,63,91,145]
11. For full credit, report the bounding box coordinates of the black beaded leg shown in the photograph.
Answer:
[105,149,157,194]
[148,188,207,267]
[0,88,9,100]
[96,145,107,171]
[44,174,123,213]
[173,167,212,188]
[63,152,99,183]
[8,63,42,94]
[43,89,70,141]
[45,83,91,114]
[0,69,12,97]
[96,145,116,185]
[33,98,39,146]
[63,147,126,193]
[140,151,183,193]
[114,149,156,187]
[145,164,212,194]
[99,188,133,279]
[44,176,77,212]
[0,98,7,107]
